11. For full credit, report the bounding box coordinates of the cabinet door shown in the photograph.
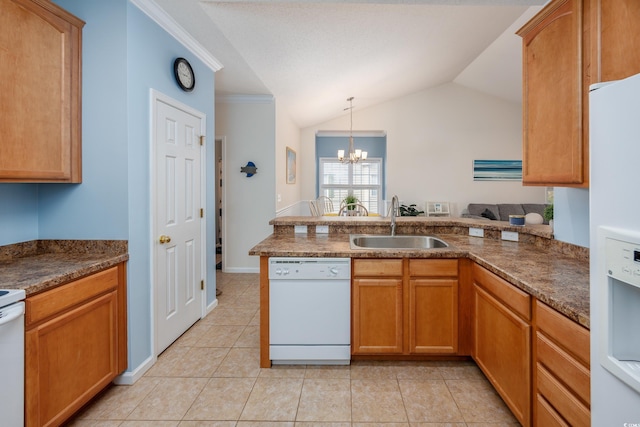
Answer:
[409,278,458,354]
[25,291,119,427]
[0,0,83,182]
[352,278,403,354]
[518,0,587,187]
[593,0,640,82]
[474,284,531,426]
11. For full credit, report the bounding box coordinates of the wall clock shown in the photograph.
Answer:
[173,57,195,92]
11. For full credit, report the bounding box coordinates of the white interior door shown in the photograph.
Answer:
[154,94,205,354]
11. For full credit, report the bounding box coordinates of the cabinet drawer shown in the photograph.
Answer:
[537,364,590,427]
[536,394,569,427]
[536,301,589,366]
[353,259,403,276]
[409,259,458,277]
[26,267,119,327]
[472,264,531,320]
[536,332,590,405]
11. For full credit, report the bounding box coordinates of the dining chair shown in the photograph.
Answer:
[308,200,319,216]
[316,196,334,215]
[338,203,368,216]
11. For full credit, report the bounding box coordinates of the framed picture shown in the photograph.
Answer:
[473,160,522,181]
[286,147,296,184]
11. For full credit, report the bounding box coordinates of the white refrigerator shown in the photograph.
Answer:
[590,72,640,425]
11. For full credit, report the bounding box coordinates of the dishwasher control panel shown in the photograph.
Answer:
[269,257,351,280]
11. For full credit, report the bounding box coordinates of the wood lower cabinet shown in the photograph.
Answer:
[352,259,404,354]
[409,259,458,354]
[25,263,127,427]
[472,264,532,427]
[0,0,84,182]
[352,258,459,356]
[533,300,590,427]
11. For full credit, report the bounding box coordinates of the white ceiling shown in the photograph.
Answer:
[152,0,545,128]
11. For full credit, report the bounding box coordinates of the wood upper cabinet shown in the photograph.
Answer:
[517,0,588,187]
[352,258,459,356]
[0,0,84,182]
[25,263,127,427]
[472,264,532,427]
[591,0,640,83]
[517,0,640,188]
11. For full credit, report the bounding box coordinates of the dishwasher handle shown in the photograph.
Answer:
[0,303,25,326]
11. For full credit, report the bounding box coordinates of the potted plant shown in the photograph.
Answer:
[399,203,424,216]
[543,204,554,229]
[342,194,359,215]
[343,194,358,209]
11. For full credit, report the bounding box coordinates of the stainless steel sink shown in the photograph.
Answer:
[350,234,449,249]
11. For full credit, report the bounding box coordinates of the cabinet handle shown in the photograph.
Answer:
[159,235,172,244]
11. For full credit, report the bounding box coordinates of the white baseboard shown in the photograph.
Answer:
[113,354,156,385]
[206,298,218,315]
[222,267,260,273]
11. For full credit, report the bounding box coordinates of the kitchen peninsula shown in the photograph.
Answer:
[250,215,591,427]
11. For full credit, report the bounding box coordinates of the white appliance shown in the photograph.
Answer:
[269,257,351,364]
[0,289,26,427]
[590,73,640,425]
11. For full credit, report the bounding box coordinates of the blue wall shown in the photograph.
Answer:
[0,185,39,243]
[554,187,590,247]
[315,135,387,199]
[0,0,218,377]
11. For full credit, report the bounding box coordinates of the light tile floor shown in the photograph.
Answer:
[69,272,520,426]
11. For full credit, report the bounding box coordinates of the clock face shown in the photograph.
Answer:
[173,58,195,92]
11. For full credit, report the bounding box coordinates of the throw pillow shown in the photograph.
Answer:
[481,208,497,220]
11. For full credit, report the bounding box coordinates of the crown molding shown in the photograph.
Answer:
[130,0,223,72]
[216,95,275,104]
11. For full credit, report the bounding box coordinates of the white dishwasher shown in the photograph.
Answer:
[0,289,26,427]
[269,257,351,365]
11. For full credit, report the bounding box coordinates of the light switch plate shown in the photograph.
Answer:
[294,225,308,234]
[501,231,519,242]
[316,225,329,234]
[469,227,484,237]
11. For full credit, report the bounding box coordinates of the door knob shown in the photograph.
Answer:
[159,235,172,244]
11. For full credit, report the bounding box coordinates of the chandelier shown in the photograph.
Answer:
[337,97,367,163]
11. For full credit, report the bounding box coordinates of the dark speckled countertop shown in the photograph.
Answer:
[250,217,590,329]
[0,240,128,296]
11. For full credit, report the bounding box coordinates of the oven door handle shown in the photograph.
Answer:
[0,303,24,326]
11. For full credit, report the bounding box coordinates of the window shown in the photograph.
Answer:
[319,158,382,214]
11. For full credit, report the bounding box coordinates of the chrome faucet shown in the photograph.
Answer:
[390,195,399,236]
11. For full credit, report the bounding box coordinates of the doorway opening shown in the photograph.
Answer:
[215,137,224,279]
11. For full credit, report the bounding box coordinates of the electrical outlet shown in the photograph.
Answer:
[469,227,484,237]
[277,194,282,202]
[294,225,307,234]
[316,225,329,234]
[501,231,519,242]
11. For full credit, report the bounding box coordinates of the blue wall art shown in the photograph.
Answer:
[473,160,523,181]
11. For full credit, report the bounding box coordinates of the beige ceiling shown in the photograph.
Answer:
[152,0,545,128]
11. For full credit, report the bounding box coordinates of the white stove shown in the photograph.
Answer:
[0,288,26,309]
[0,288,26,427]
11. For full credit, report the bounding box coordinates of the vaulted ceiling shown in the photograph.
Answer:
[152,0,545,128]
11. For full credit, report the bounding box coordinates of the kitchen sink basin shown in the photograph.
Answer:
[350,234,449,249]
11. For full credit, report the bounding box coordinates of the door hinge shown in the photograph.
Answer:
[201,280,204,290]
[200,208,204,218]
[200,135,205,146]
